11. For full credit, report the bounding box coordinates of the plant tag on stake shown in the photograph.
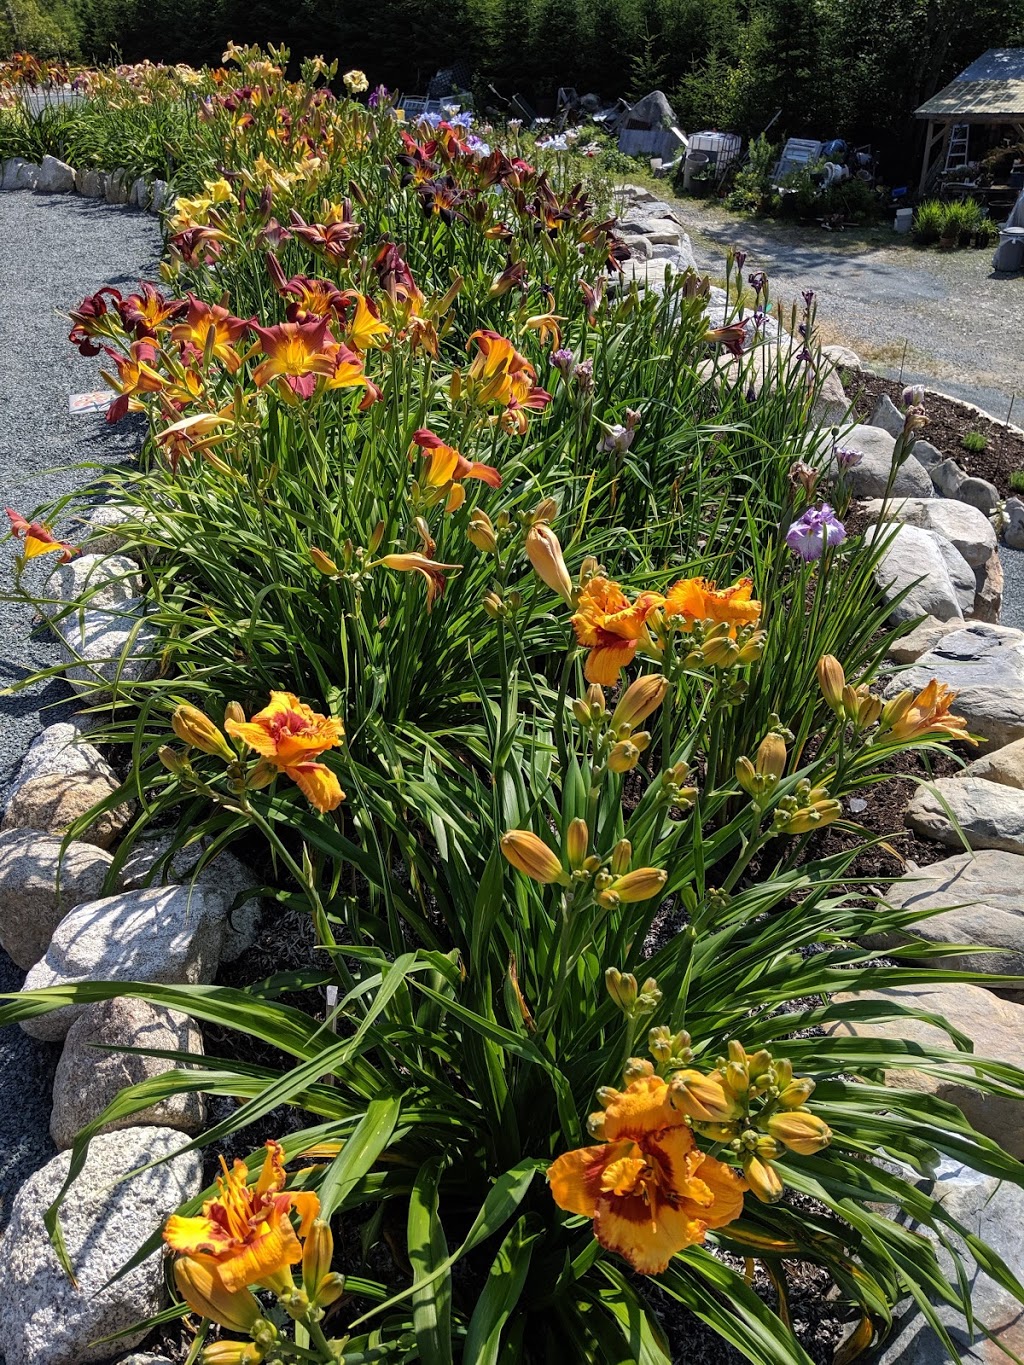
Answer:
[69,390,113,414]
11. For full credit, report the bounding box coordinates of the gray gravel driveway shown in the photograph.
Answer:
[0,191,159,1233]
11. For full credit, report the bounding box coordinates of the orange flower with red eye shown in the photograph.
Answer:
[225,690,345,812]
[119,283,187,339]
[463,330,552,425]
[548,1073,746,1275]
[5,508,76,563]
[340,291,390,353]
[664,577,761,633]
[101,340,167,422]
[571,577,666,685]
[170,295,249,373]
[412,428,501,489]
[164,1140,320,1295]
[250,317,337,399]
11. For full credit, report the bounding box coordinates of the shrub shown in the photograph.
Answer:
[1009,469,1024,494]
[5,46,1024,1365]
[911,198,945,244]
[961,430,987,454]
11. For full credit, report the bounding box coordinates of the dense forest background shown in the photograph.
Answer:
[5,0,1024,173]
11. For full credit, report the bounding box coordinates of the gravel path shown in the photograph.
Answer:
[0,191,159,1234]
[667,198,1024,419]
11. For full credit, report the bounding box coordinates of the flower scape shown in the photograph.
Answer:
[2,43,1024,1365]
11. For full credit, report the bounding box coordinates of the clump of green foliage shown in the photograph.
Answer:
[961,430,988,454]
[913,197,995,248]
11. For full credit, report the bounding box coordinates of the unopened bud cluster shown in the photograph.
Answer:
[500,824,667,910]
[817,655,882,730]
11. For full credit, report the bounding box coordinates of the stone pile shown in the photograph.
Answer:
[1,155,169,216]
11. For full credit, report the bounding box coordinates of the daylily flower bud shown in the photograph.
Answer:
[772,1058,794,1089]
[610,838,632,875]
[565,818,589,870]
[856,693,883,729]
[201,1345,265,1365]
[224,700,245,728]
[608,868,667,902]
[172,705,235,762]
[158,746,185,775]
[175,1257,263,1332]
[500,830,570,885]
[623,1057,654,1083]
[578,554,601,589]
[755,733,786,781]
[778,1077,816,1109]
[611,674,668,734]
[735,756,757,796]
[736,633,765,665]
[755,1134,781,1159]
[315,1272,346,1308]
[572,698,591,726]
[531,497,559,525]
[608,740,641,773]
[310,546,339,576]
[669,1070,744,1123]
[468,510,498,554]
[694,1121,742,1142]
[702,635,740,668]
[302,1219,335,1300]
[368,520,385,553]
[246,758,278,790]
[635,977,662,1016]
[649,1026,675,1062]
[724,1060,750,1098]
[606,967,638,1012]
[447,484,466,514]
[747,1049,773,1082]
[743,1153,784,1204]
[587,1110,607,1138]
[483,591,506,619]
[880,689,914,731]
[525,523,574,604]
[778,799,841,835]
[596,1086,620,1107]
[765,1109,832,1154]
[586,684,606,716]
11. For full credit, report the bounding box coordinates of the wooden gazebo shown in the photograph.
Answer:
[915,48,1024,192]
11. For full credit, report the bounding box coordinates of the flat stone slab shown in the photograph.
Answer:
[0,1126,201,1365]
[829,981,1024,1157]
[867,849,1024,976]
[20,885,225,1041]
[883,623,1024,749]
[906,776,1024,855]
[968,736,1024,787]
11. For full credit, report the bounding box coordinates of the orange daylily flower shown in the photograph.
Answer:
[377,551,461,611]
[524,311,565,349]
[101,340,167,422]
[120,282,187,339]
[266,253,348,323]
[664,577,761,632]
[164,1140,320,1295]
[462,329,552,429]
[341,291,390,352]
[412,428,501,489]
[571,577,665,685]
[170,295,250,373]
[225,690,345,811]
[548,1073,746,1275]
[5,508,76,562]
[885,679,973,745]
[250,317,337,399]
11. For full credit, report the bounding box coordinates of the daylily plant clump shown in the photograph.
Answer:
[4,43,1024,1365]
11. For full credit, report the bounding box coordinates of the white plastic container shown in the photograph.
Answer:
[894,207,914,233]
[687,131,741,170]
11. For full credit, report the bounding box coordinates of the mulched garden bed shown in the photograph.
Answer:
[845,370,1024,498]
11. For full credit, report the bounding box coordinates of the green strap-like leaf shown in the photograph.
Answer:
[463,1215,543,1365]
[408,1156,454,1365]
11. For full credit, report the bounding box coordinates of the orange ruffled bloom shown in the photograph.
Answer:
[548,1074,746,1275]
[664,577,761,632]
[225,691,345,811]
[887,679,972,744]
[463,329,552,423]
[571,577,665,685]
[165,1140,319,1295]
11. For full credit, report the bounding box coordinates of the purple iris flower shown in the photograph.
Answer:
[835,447,863,470]
[785,504,847,560]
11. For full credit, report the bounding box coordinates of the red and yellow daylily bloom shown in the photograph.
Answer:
[664,577,761,633]
[461,330,553,430]
[412,428,501,489]
[101,340,167,422]
[288,206,361,262]
[523,311,565,350]
[571,577,665,685]
[266,252,347,323]
[549,1072,746,1275]
[155,408,236,472]
[340,291,390,353]
[250,317,337,399]
[372,241,425,312]
[5,508,76,562]
[170,295,249,373]
[225,691,345,811]
[884,679,973,745]
[377,551,461,612]
[164,1140,319,1295]
[119,282,187,339]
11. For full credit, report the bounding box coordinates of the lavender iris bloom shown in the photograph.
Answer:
[785,504,847,560]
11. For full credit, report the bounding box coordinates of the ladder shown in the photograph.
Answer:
[944,124,970,172]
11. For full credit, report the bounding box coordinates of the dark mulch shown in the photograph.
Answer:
[845,370,1024,498]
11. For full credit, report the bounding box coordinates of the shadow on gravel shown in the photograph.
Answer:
[0,951,59,1234]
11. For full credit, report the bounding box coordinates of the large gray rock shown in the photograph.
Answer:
[871,849,1024,977]
[0,1126,202,1365]
[1,722,132,849]
[129,176,149,208]
[884,623,1024,748]
[1004,497,1024,551]
[887,616,963,664]
[42,553,142,619]
[872,1159,1024,1364]
[930,457,966,497]
[149,180,169,212]
[55,598,159,700]
[821,343,861,370]
[869,391,906,438]
[75,502,148,556]
[6,721,103,792]
[1,158,40,190]
[35,154,75,193]
[861,497,997,568]
[829,982,1024,1156]
[909,438,945,470]
[973,549,1003,624]
[120,834,262,961]
[968,736,1024,788]
[20,886,226,1041]
[906,776,1024,855]
[105,168,130,204]
[873,524,964,624]
[50,998,206,1150]
[0,832,114,970]
[836,424,932,499]
[74,167,107,198]
[957,476,999,515]
[929,533,977,616]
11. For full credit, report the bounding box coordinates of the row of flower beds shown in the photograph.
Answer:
[2,44,1024,1365]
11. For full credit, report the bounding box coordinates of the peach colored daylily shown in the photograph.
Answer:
[548,1073,746,1275]
[663,577,761,633]
[164,1140,319,1295]
[571,576,665,685]
[887,679,973,745]
[225,691,345,811]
